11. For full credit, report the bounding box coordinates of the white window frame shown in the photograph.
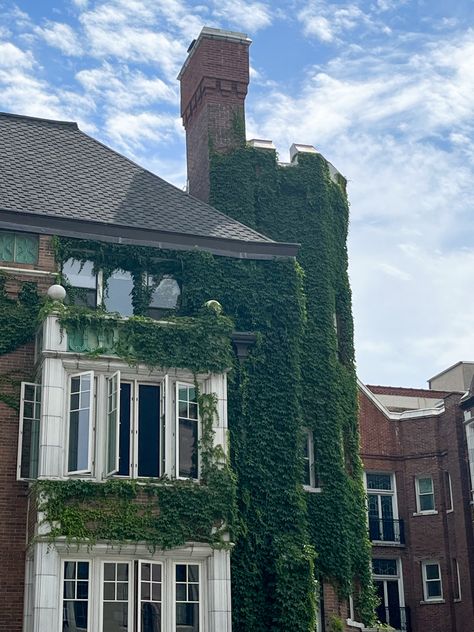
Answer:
[137,560,163,632]
[176,382,200,481]
[61,559,91,632]
[422,561,443,602]
[58,555,205,632]
[17,382,41,481]
[105,371,120,477]
[303,428,319,491]
[415,475,436,514]
[445,471,453,513]
[66,371,95,476]
[453,559,462,602]
[172,561,203,632]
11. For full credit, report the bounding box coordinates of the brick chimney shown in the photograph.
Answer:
[178,27,251,203]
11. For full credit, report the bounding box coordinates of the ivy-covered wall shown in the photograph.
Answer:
[209,147,376,626]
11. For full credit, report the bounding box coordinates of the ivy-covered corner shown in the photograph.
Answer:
[209,146,377,626]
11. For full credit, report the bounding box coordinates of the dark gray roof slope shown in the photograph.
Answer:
[0,113,298,259]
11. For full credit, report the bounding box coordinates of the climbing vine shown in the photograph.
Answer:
[35,392,237,550]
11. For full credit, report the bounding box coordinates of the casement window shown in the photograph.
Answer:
[302,428,317,489]
[63,561,90,631]
[415,476,435,513]
[0,230,38,264]
[444,471,453,512]
[68,372,94,475]
[177,384,199,479]
[63,261,180,318]
[65,373,199,481]
[62,559,202,631]
[17,382,41,480]
[422,561,443,601]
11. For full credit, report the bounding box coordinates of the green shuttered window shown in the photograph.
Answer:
[0,231,38,264]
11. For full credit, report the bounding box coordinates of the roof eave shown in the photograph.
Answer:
[0,209,299,260]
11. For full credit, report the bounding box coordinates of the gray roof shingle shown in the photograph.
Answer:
[0,113,298,259]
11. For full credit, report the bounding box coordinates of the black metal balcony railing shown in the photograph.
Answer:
[377,606,411,632]
[369,517,405,544]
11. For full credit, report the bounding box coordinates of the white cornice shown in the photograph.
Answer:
[357,379,445,420]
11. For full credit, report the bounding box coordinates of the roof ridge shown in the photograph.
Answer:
[0,111,78,128]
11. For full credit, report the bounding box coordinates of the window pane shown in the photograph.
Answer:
[103,563,129,632]
[179,419,198,479]
[176,604,199,631]
[420,494,434,512]
[63,259,97,289]
[138,385,160,478]
[176,584,187,601]
[0,232,15,261]
[63,602,88,631]
[118,383,131,476]
[148,276,180,309]
[141,603,161,632]
[15,234,38,264]
[176,565,186,582]
[63,561,89,632]
[427,580,442,598]
[418,477,433,494]
[372,559,397,576]
[425,564,440,580]
[367,473,392,491]
[103,603,128,631]
[188,566,199,583]
[104,270,133,316]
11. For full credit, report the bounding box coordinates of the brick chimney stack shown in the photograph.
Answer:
[178,27,251,203]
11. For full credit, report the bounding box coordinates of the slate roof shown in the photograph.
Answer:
[0,112,298,259]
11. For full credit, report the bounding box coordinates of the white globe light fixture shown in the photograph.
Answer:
[47,284,67,302]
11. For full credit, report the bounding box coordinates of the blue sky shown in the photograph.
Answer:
[1,0,473,387]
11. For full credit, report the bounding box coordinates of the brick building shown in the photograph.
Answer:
[359,362,474,632]
[0,27,371,632]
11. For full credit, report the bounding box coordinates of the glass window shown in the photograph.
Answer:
[422,562,442,600]
[104,270,134,316]
[63,259,97,308]
[147,275,180,318]
[139,562,162,632]
[303,428,317,488]
[103,562,129,631]
[68,372,93,474]
[453,559,461,601]
[367,473,392,491]
[372,559,398,577]
[176,564,199,632]
[138,384,161,478]
[416,476,435,512]
[63,561,89,631]
[445,472,453,512]
[0,231,38,264]
[18,382,41,480]
[106,372,120,477]
[177,385,198,479]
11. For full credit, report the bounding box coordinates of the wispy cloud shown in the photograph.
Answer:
[35,21,83,56]
[211,0,273,31]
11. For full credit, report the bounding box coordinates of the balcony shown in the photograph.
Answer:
[377,606,411,632]
[369,517,405,545]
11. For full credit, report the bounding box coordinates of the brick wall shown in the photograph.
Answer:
[360,387,474,632]
[0,235,56,630]
[179,32,250,202]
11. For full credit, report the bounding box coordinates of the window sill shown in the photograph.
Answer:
[371,541,405,547]
[346,618,364,629]
[446,509,454,514]
[413,510,438,516]
[303,485,322,493]
[454,598,462,603]
[420,599,445,605]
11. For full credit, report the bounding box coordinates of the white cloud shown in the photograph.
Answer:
[0,41,34,68]
[72,0,89,7]
[105,110,179,150]
[35,21,83,56]
[211,0,273,31]
[298,1,380,43]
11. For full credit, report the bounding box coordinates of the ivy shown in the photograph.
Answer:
[35,392,237,550]
[0,275,40,356]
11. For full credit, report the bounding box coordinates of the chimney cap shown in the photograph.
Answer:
[248,139,276,151]
[178,26,252,79]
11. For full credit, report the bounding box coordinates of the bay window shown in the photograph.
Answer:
[177,384,199,480]
[68,372,94,475]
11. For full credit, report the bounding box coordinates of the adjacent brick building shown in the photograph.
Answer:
[359,363,474,632]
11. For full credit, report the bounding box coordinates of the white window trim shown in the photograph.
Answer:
[414,476,436,515]
[303,428,320,492]
[365,471,400,519]
[176,381,201,481]
[421,561,443,603]
[445,471,454,513]
[105,370,121,477]
[464,419,474,500]
[137,560,163,632]
[453,559,462,602]
[57,553,206,632]
[66,371,95,476]
[371,558,406,623]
